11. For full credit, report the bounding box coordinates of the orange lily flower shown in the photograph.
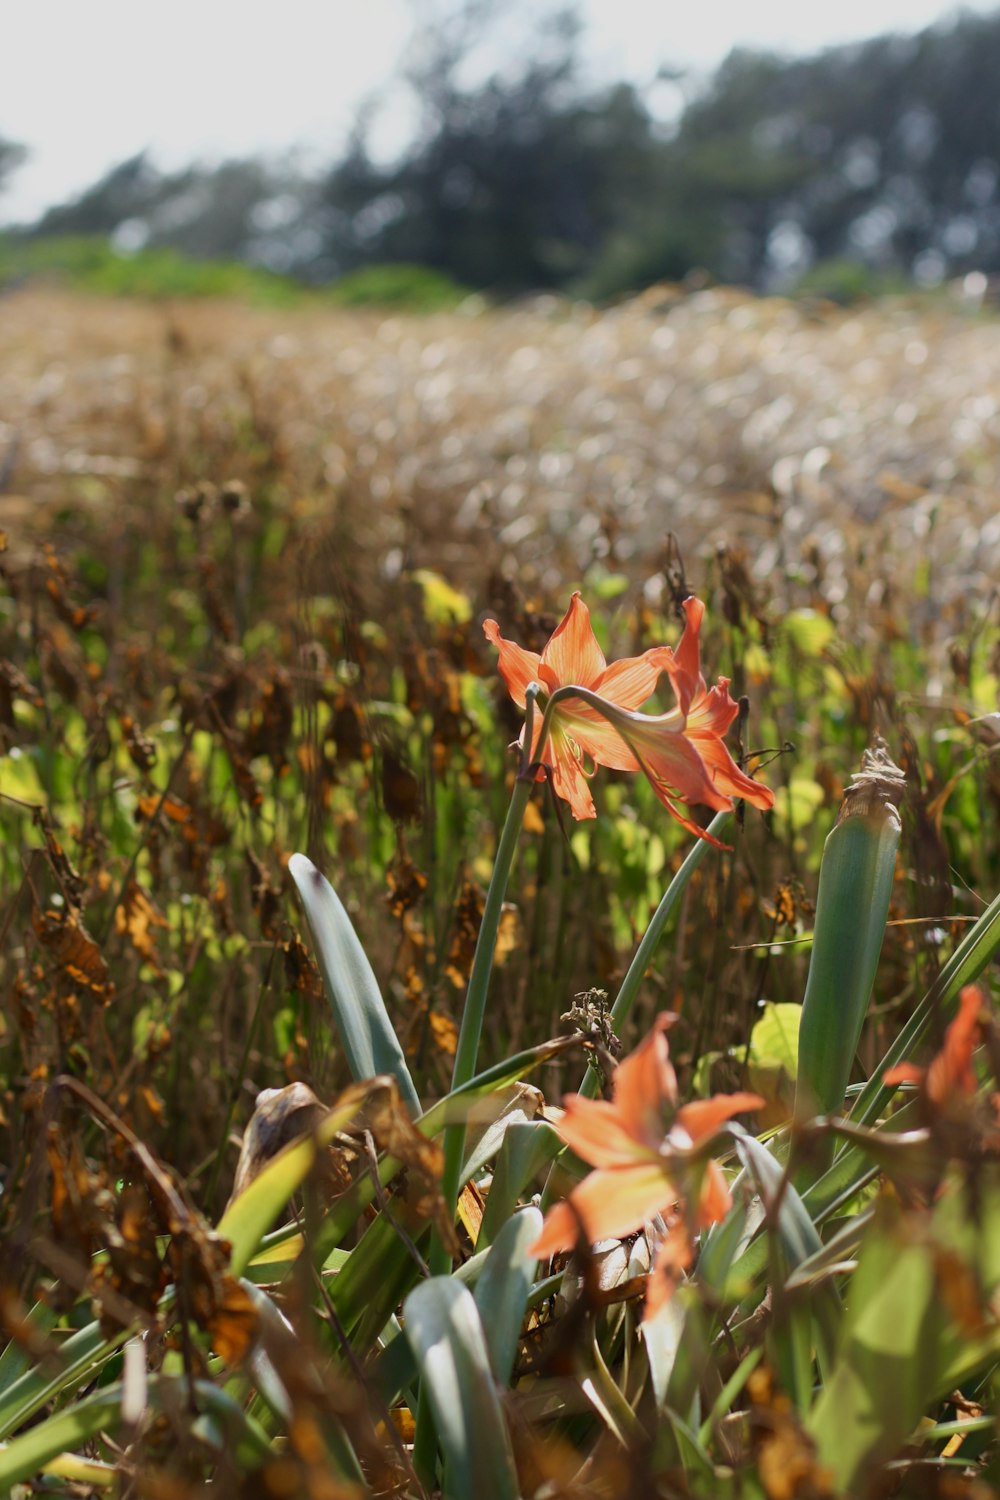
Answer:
[483,593,774,840]
[529,1013,764,1317]
[884,984,985,1107]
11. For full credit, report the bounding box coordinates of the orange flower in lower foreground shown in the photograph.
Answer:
[483,593,774,840]
[529,1014,764,1318]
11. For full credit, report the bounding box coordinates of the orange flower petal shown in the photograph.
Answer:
[927,983,983,1104]
[685,678,739,739]
[686,706,776,812]
[556,1095,662,1169]
[551,701,644,773]
[657,597,707,716]
[612,1013,679,1143]
[593,649,670,710]
[628,718,735,813]
[696,1158,733,1225]
[528,1163,675,1255]
[674,1092,765,1144]
[528,1201,580,1258]
[540,593,606,687]
[565,1161,677,1242]
[483,619,542,710]
[547,723,596,820]
[882,1062,925,1088]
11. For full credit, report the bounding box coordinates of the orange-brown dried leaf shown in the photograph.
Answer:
[0,658,44,728]
[34,905,113,1003]
[445,878,484,988]
[137,792,192,825]
[361,1079,458,1252]
[381,747,421,823]
[101,1181,168,1335]
[283,931,324,1001]
[205,1275,259,1365]
[428,1010,458,1056]
[385,848,427,920]
[331,693,369,765]
[115,880,169,971]
[43,544,95,631]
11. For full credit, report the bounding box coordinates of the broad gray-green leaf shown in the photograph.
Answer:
[288,852,419,1113]
[795,750,902,1122]
[474,1208,541,1385]
[478,1121,561,1250]
[403,1278,519,1500]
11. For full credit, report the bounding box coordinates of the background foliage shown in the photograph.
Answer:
[5,4,1000,300]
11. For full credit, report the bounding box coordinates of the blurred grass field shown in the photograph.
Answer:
[1,279,998,1202]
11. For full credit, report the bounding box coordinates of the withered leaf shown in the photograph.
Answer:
[428,1010,458,1056]
[445,878,485,988]
[381,747,421,823]
[33,806,86,909]
[243,668,294,773]
[137,791,192,825]
[0,658,43,728]
[205,1276,259,1366]
[246,848,281,937]
[331,693,368,764]
[360,1078,457,1252]
[114,880,169,971]
[34,905,113,1002]
[228,1082,327,1206]
[385,847,427,920]
[120,712,158,773]
[445,878,519,985]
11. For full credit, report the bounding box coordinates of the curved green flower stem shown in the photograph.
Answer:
[576,806,734,1101]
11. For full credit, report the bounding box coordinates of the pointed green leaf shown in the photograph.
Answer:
[474,1207,541,1386]
[795,755,902,1121]
[478,1122,561,1250]
[289,853,420,1113]
[403,1278,519,1500]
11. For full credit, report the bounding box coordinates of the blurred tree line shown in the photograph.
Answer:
[4,3,1000,299]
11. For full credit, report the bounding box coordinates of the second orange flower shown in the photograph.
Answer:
[483,592,774,840]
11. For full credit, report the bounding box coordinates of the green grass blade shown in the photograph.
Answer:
[403,1278,519,1500]
[0,1301,56,1400]
[473,1207,541,1385]
[0,1320,128,1441]
[732,1129,840,1375]
[0,1377,272,1490]
[288,853,420,1114]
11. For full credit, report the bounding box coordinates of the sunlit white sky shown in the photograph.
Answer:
[3,0,997,224]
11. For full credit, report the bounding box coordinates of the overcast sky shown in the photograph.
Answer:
[3,0,997,224]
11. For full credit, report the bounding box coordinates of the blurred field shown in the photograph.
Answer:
[3,284,1000,626]
[1,283,998,1197]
